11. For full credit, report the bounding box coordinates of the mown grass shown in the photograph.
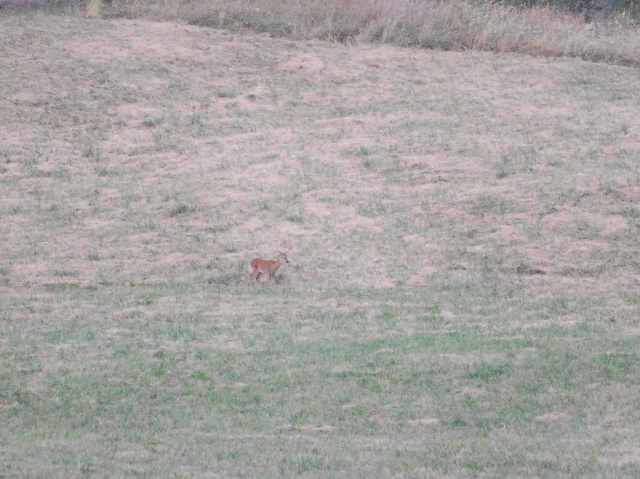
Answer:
[3,282,639,477]
[1,12,640,478]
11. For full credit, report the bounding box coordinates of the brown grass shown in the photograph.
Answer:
[21,0,639,66]
[2,12,638,288]
[1,11,640,478]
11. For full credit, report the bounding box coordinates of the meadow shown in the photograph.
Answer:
[1,10,640,478]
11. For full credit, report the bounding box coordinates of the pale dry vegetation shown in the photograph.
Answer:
[1,10,640,478]
[4,0,640,65]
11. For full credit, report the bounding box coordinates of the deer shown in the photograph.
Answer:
[249,250,289,285]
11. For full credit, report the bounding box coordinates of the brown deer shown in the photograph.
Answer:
[249,250,289,284]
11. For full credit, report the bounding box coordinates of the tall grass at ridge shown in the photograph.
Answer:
[34,0,640,66]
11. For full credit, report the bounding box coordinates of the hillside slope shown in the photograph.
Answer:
[1,14,640,478]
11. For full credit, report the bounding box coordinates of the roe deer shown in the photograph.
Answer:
[249,250,289,284]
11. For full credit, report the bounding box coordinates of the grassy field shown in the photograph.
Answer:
[6,0,640,66]
[1,11,640,478]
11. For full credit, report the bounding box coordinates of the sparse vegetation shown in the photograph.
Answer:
[1,8,640,479]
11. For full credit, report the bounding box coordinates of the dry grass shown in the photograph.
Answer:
[27,0,640,67]
[1,11,640,478]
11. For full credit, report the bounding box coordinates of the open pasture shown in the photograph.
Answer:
[1,13,640,478]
